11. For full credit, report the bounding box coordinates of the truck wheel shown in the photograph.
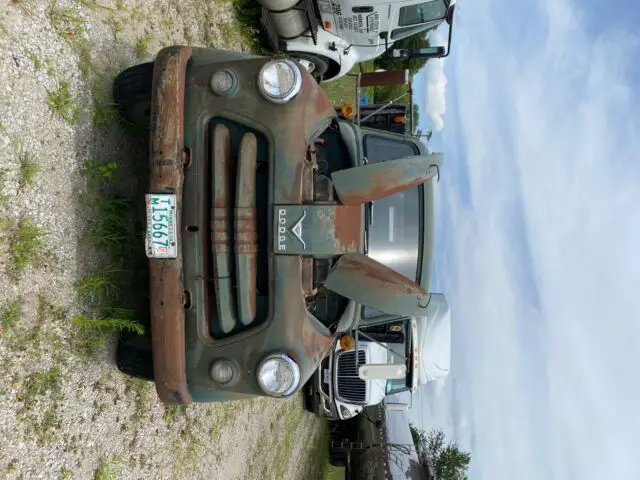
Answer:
[304,389,320,415]
[112,62,153,128]
[116,331,154,381]
[289,52,329,79]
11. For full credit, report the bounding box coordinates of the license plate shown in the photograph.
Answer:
[145,194,178,258]
[323,368,330,384]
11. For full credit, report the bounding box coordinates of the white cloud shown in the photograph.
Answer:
[424,30,448,131]
[429,0,640,478]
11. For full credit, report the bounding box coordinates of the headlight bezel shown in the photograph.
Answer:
[256,353,301,398]
[257,58,303,104]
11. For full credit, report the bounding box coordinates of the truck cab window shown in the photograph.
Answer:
[398,1,448,27]
[362,135,421,320]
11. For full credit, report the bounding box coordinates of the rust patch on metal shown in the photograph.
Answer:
[333,204,362,251]
[235,133,258,326]
[148,46,193,405]
[336,254,427,296]
[212,124,236,334]
[338,169,425,205]
[301,257,315,297]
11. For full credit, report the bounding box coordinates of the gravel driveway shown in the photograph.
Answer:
[0,1,324,479]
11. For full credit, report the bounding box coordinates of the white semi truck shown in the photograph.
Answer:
[257,0,456,80]
[306,293,451,420]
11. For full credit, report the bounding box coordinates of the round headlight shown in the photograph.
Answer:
[210,69,237,96]
[210,359,235,384]
[257,59,302,104]
[256,353,300,397]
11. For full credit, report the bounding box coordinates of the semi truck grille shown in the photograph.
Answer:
[336,350,367,404]
[208,118,269,338]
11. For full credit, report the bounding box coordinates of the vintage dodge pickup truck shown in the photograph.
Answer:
[112,46,443,405]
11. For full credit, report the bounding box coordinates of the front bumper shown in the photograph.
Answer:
[148,46,193,404]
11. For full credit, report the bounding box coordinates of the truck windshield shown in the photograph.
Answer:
[363,134,421,283]
[398,0,448,27]
[384,320,413,395]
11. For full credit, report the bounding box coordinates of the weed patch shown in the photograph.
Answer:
[231,0,271,53]
[135,34,153,60]
[1,298,24,334]
[17,367,62,411]
[17,147,39,189]
[47,81,80,125]
[94,457,117,480]
[6,217,46,279]
[0,168,8,207]
[47,0,86,41]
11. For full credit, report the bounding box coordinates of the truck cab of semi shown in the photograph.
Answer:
[258,0,456,81]
[308,294,451,420]
[112,46,445,405]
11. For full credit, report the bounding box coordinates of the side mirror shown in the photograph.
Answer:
[391,46,446,60]
[379,31,390,51]
[385,402,409,412]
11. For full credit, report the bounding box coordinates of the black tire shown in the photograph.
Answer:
[304,389,320,415]
[116,331,154,381]
[289,52,330,79]
[112,62,154,128]
[329,450,346,467]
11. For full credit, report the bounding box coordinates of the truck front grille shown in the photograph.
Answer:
[336,350,367,404]
[208,118,269,339]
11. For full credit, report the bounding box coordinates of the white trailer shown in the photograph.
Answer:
[257,0,456,80]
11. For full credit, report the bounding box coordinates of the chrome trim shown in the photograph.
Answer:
[257,59,303,104]
[256,353,301,397]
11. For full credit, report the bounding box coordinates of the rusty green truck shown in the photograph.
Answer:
[112,46,443,405]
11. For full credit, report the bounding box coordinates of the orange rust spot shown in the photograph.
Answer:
[339,169,426,205]
[339,254,426,296]
[333,204,362,251]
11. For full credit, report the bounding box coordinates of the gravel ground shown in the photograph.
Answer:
[0,1,325,479]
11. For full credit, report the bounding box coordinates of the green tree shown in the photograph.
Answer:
[374,29,437,76]
[409,425,471,480]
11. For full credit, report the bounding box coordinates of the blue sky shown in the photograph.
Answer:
[410,0,640,478]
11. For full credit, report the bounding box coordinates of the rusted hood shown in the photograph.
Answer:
[324,252,431,317]
[331,154,442,205]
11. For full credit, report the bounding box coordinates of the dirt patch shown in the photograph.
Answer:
[0,1,322,478]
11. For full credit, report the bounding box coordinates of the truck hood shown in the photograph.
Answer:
[415,293,451,384]
[366,342,390,406]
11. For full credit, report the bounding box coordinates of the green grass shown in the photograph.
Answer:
[73,266,120,304]
[86,195,133,249]
[0,168,9,207]
[27,51,43,71]
[83,158,118,182]
[71,314,143,335]
[1,298,24,334]
[231,0,272,54]
[94,457,117,480]
[321,61,376,107]
[12,0,36,16]
[26,407,61,445]
[71,313,143,358]
[17,147,39,189]
[6,217,46,278]
[47,0,86,40]
[17,367,62,411]
[135,34,153,60]
[47,81,80,125]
